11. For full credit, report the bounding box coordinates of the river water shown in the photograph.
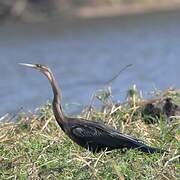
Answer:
[0,11,179,116]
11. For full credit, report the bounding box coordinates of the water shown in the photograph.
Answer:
[0,11,180,116]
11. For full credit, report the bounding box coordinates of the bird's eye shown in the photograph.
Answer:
[36,64,41,68]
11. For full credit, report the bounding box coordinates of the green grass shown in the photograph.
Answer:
[0,88,179,179]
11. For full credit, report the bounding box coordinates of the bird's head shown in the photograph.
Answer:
[19,63,53,81]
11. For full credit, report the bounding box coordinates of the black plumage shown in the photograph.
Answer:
[143,103,161,124]
[20,63,164,154]
[65,118,161,153]
[163,98,178,118]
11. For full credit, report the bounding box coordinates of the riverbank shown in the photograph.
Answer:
[0,88,179,179]
[75,1,180,18]
[1,0,180,22]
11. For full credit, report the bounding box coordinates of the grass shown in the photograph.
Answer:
[0,88,179,180]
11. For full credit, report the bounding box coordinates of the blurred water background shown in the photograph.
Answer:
[0,1,180,116]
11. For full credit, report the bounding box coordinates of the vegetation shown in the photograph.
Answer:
[0,88,179,179]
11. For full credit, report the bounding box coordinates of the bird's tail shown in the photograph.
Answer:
[137,144,165,154]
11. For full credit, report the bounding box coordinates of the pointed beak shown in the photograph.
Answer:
[19,63,37,69]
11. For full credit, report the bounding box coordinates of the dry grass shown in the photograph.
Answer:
[0,88,179,179]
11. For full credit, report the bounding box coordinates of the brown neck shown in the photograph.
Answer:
[48,72,66,130]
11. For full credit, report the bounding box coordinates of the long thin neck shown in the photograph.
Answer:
[48,72,66,130]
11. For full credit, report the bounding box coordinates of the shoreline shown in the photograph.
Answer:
[2,1,180,23]
[74,2,180,19]
[0,89,179,179]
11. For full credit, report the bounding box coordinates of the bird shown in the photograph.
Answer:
[163,98,178,118]
[143,103,161,124]
[19,63,164,154]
